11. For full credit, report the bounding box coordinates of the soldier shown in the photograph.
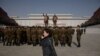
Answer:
[52,14,58,27]
[53,27,59,46]
[0,28,4,43]
[0,28,2,42]
[60,27,66,46]
[3,27,8,46]
[83,27,86,34]
[20,27,27,44]
[5,26,10,46]
[16,27,21,46]
[76,25,83,47]
[31,27,37,46]
[66,27,75,47]
[6,26,14,46]
[37,27,43,45]
[12,26,17,45]
[26,27,31,45]
[43,13,49,27]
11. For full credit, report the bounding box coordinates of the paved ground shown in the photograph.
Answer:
[0,33,100,56]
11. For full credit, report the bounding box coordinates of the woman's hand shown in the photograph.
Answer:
[41,36,44,39]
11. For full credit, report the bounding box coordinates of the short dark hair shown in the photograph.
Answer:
[44,28,52,37]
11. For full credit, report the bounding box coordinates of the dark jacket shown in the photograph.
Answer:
[40,36,57,56]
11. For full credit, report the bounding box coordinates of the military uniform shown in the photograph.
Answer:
[59,27,66,46]
[11,27,16,45]
[53,27,59,46]
[66,27,74,47]
[3,27,8,46]
[76,28,83,47]
[0,28,4,42]
[31,27,37,46]
[16,27,22,45]
[83,28,86,34]
[26,27,31,45]
[37,27,43,45]
[5,27,14,46]
[20,27,27,44]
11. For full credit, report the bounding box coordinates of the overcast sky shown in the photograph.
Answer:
[0,0,100,17]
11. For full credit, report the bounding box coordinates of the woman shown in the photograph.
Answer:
[40,28,57,56]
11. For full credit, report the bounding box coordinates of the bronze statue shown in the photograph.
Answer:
[53,14,58,27]
[43,13,49,27]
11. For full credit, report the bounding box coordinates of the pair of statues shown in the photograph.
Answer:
[43,13,58,27]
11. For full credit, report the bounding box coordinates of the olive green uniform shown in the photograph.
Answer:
[76,28,83,47]
[53,28,59,46]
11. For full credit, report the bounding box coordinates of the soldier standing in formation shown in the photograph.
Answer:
[3,27,8,46]
[37,27,43,45]
[5,27,14,46]
[65,27,75,47]
[59,27,66,46]
[16,27,21,46]
[83,27,86,34]
[76,25,83,47]
[31,27,37,46]
[0,28,4,43]
[0,25,85,48]
[26,27,31,45]
[53,27,59,46]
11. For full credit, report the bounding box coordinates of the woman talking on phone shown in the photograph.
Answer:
[40,28,57,56]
